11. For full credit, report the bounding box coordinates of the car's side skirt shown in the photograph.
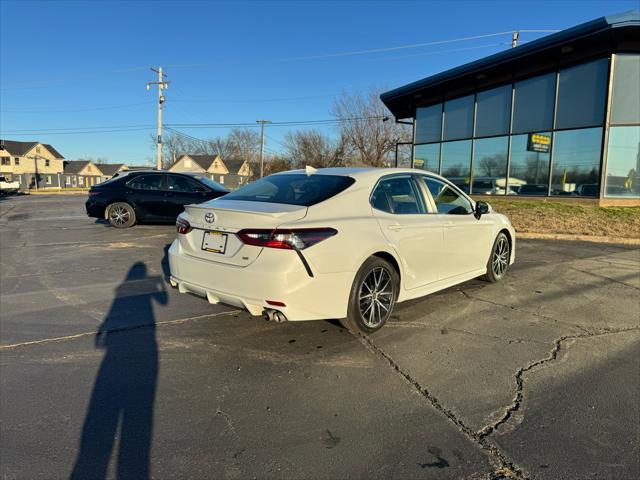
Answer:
[397,268,487,303]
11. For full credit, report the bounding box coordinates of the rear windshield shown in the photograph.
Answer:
[222,174,355,206]
[191,175,228,192]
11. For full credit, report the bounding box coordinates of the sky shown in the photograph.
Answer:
[1,0,638,165]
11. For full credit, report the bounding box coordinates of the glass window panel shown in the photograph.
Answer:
[441,140,471,192]
[556,58,608,129]
[551,128,602,197]
[415,104,442,143]
[512,73,555,134]
[509,132,551,196]
[423,177,474,215]
[611,55,640,125]
[475,85,512,137]
[472,136,509,195]
[443,95,474,140]
[371,176,426,214]
[413,143,440,173]
[605,126,640,198]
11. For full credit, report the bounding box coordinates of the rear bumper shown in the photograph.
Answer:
[168,239,353,321]
[85,199,105,218]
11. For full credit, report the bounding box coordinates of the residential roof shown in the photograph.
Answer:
[0,140,39,156]
[63,160,94,175]
[42,144,65,159]
[223,158,248,175]
[0,140,65,158]
[381,10,640,119]
[95,163,126,176]
[177,154,219,170]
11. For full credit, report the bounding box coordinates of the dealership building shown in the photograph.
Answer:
[381,11,640,205]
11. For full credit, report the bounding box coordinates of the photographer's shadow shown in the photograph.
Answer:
[71,262,167,480]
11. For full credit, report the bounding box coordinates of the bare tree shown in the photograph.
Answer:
[283,129,345,168]
[263,155,292,175]
[331,88,410,167]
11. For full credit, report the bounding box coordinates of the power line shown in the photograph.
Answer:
[0,101,154,114]
[165,29,559,69]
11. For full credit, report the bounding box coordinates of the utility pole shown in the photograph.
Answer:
[147,66,169,170]
[511,31,519,48]
[256,120,271,178]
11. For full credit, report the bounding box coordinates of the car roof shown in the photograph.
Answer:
[273,166,450,183]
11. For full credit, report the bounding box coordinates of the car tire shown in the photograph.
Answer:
[107,202,136,228]
[484,232,510,283]
[340,256,399,335]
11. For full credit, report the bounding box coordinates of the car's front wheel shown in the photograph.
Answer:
[484,232,510,282]
[107,202,136,228]
[341,256,399,335]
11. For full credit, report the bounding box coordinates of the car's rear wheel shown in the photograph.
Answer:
[484,232,510,282]
[341,256,398,334]
[107,202,136,228]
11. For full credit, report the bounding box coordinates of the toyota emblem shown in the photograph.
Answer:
[204,212,215,223]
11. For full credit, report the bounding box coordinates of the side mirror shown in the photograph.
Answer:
[474,201,489,220]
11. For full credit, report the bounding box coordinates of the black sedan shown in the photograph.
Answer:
[86,170,229,228]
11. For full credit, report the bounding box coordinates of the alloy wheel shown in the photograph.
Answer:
[492,236,509,277]
[358,266,394,329]
[110,205,130,227]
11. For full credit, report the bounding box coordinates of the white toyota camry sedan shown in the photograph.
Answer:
[168,167,515,334]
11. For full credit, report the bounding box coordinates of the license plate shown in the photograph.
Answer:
[201,231,228,254]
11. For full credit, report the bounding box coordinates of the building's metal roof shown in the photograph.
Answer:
[381,10,640,119]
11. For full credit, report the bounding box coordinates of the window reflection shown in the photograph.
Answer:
[509,133,551,195]
[441,140,471,191]
[443,95,474,141]
[555,58,608,129]
[611,54,640,125]
[472,136,509,195]
[512,73,555,134]
[475,85,512,138]
[551,128,602,197]
[605,126,640,198]
[415,104,442,143]
[413,143,440,173]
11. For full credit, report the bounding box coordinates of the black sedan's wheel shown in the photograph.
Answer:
[484,232,510,282]
[341,256,398,334]
[107,202,136,228]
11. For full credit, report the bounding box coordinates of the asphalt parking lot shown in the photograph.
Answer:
[1,194,638,480]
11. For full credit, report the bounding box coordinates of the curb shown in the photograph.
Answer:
[517,232,640,246]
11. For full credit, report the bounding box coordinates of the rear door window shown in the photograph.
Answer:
[167,175,201,193]
[222,174,355,206]
[126,175,164,191]
[370,176,426,214]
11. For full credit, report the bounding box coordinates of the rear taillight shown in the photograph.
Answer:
[176,218,192,234]
[88,191,100,196]
[237,228,337,250]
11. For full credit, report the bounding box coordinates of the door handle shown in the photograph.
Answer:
[388,224,404,231]
[443,221,455,229]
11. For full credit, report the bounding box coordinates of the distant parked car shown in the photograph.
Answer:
[86,170,229,228]
[168,167,515,334]
[0,175,20,195]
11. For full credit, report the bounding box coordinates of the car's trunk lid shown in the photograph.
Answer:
[180,199,307,266]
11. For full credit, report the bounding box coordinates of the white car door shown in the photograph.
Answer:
[420,176,494,279]
[371,175,443,290]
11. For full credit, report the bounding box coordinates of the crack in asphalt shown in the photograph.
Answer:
[0,310,240,350]
[457,290,594,335]
[355,333,527,480]
[477,327,640,440]
[569,266,640,291]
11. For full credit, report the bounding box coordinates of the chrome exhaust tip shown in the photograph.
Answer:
[262,309,287,322]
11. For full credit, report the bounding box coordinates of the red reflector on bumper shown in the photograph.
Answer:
[266,300,286,307]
